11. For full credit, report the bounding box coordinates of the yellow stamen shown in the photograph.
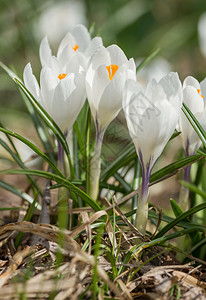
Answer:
[58,73,67,80]
[106,64,119,80]
[197,88,204,98]
[72,45,79,51]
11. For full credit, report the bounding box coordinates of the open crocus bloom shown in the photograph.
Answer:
[179,76,206,156]
[123,72,182,233]
[86,45,136,132]
[23,62,86,133]
[86,44,136,200]
[40,24,103,73]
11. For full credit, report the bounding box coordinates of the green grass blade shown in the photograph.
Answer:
[0,127,63,177]
[136,48,160,72]
[170,198,184,218]
[100,143,136,181]
[182,103,206,148]
[180,180,206,200]
[0,169,101,211]
[20,91,55,162]
[0,121,20,158]
[150,153,203,184]
[0,137,41,194]
[0,179,41,209]
[154,203,206,239]
[16,79,70,154]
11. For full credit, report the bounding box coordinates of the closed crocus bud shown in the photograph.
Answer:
[40,24,103,72]
[23,62,86,134]
[179,76,206,156]
[86,44,136,200]
[123,72,183,233]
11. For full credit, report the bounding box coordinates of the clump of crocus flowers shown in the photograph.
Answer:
[23,24,205,235]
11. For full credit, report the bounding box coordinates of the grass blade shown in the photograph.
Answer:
[0,127,63,177]
[0,169,102,211]
[154,203,206,239]
[182,103,206,148]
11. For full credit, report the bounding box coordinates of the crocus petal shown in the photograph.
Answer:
[71,24,91,52]
[107,44,128,65]
[179,75,206,155]
[64,52,87,74]
[200,77,206,99]
[39,36,52,67]
[23,63,40,100]
[87,46,111,71]
[85,36,103,58]
[123,75,182,170]
[159,72,183,111]
[98,69,135,129]
[183,76,200,89]
[57,32,76,60]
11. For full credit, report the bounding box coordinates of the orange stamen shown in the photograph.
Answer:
[106,64,119,80]
[58,73,67,80]
[197,88,204,98]
[72,45,79,51]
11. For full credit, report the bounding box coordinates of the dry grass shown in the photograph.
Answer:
[0,205,205,300]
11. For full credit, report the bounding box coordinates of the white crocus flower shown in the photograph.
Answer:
[86,45,136,200]
[178,76,206,211]
[40,24,103,73]
[23,62,86,134]
[179,76,206,156]
[123,72,183,233]
[86,45,136,132]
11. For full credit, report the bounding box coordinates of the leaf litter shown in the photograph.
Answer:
[0,182,205,299]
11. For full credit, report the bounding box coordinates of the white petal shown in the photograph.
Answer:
[64,52,87,73]
[107,44,128,65]
[179,85,204,153]
[23,63,40,100]
[39,36,52,67]
[40,67,57,113]
[87,64,110,119]
[183,76,200,89]
[57,32,76,59]
[123,79,179,169]
[200,77,206,99]
[159,72,183,111]
[85,36,103,59]
[71,24,91,52]
[87,46,110,71]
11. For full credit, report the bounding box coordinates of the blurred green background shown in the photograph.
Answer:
[1,0,206,112]
[1,0,206,115]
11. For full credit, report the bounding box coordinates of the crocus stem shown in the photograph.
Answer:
[89,129,105,200]
[57,139,64,174]
[57,136,68,229]
[179,148,191,212]
[135,166,150,235]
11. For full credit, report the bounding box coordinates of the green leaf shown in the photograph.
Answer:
[136,48,160,72]
[0,179,41,209]
[170,198,184,218]
[0,127,63,177]
[0,169,101,212]
[0,136,41,194]
[19,90,55,162]
[182,103,206,148]
[154,203,206,239]
[180,180,206,200]
[101,143,136,181]
[150,153,203,184]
